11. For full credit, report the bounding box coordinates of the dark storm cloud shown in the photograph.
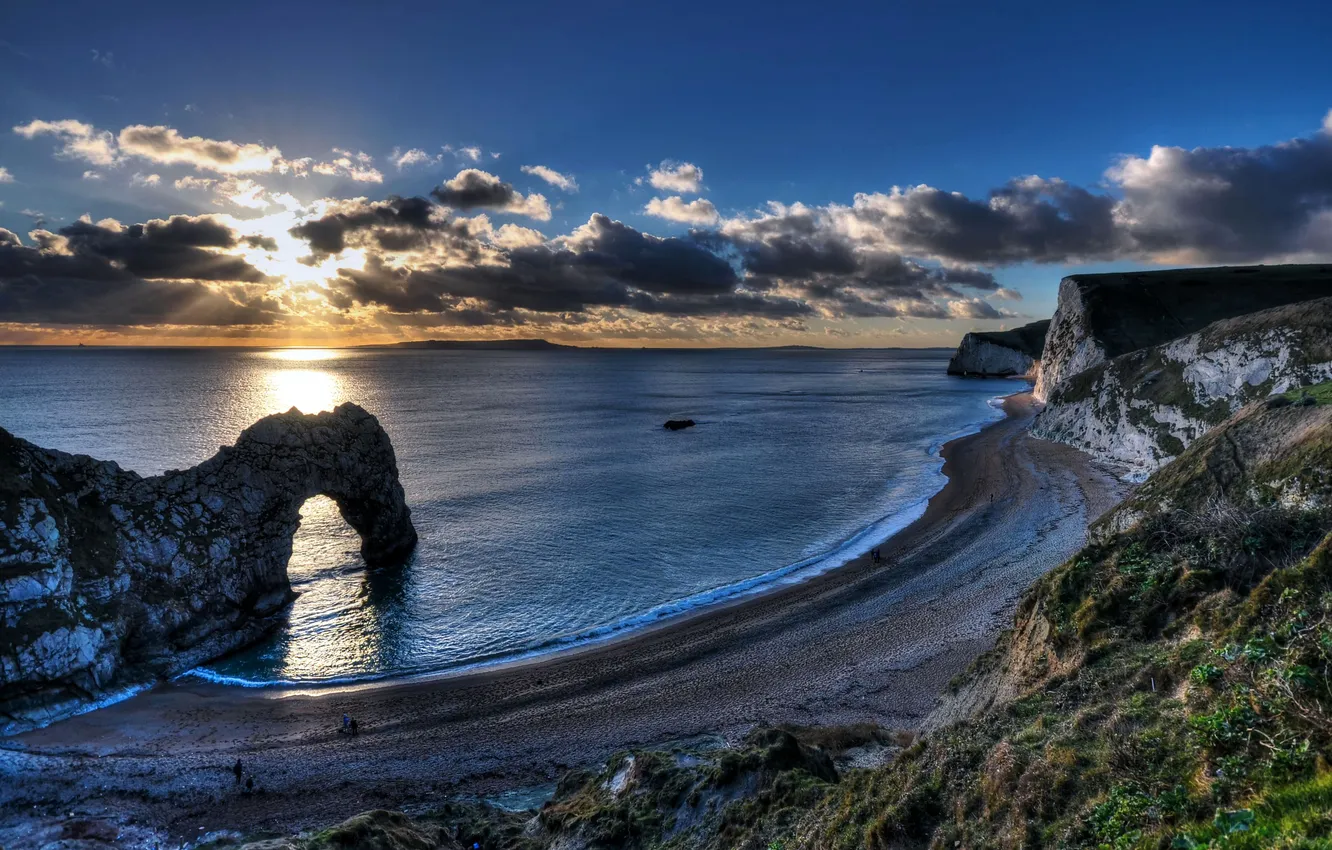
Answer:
[0,216,281,326]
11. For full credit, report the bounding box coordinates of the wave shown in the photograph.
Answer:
[182,387,1020,691]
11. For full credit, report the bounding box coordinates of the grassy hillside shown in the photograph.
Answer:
[234,386,1332,850]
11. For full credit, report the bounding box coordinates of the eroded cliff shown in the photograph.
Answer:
[1033,264,1332,402]
[1031,297,1332,478]
[0,403,416,734]
[946,319,1049,377]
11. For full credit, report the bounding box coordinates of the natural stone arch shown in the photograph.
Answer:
[0,403,417,734]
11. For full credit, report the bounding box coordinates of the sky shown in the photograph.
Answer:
[1,0,1331,347]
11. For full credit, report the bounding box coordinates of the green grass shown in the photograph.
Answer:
[1281,379,1332,405]
[1173,772,1332,848]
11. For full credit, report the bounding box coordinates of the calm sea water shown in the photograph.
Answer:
[0,347,1011,686]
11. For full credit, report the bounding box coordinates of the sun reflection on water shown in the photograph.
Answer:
[266,368,342,415]
[264,348,343,362]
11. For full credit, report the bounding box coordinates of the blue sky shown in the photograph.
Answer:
[2,0,1331,345]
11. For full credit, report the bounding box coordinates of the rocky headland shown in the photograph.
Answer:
[946,319,1050,377]
[945,263,1332,478]
[1033,264,1332,403]
[0,403,416,735]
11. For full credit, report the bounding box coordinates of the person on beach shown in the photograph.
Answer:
[350,718,359,736]
[342,714,351,734]
[244,775,254,794]
[233,758,243,783]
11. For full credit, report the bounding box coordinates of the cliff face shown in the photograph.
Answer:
[946,319,1050,377]
[1031,298,1332,479]
[1033,264,1332,402]
[0,403,416,735]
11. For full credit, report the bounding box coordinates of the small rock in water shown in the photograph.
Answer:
[663,419,696,431]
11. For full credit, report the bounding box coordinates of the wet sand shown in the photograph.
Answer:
[0,392,1124,840]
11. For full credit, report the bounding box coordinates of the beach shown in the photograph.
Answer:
[0,393,1124,840]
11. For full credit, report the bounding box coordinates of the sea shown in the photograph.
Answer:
[0,347,1013,687]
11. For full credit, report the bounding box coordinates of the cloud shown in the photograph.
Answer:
[768,111,1332,267]
[445,145,493,163]
[13,119,120,167]
[328,213,807,321]
[82,170,103,181]
[0,215,280,326]
[311,149,383,182]
[174,175,216,191]
[289,196,451,257]
[0,167,11,183]
[90,49,114,69]
[115,124,285,174]
[521,165,578,192]
[644,196,719,225]
[712,202,1002,319]
[993,287,1022,301]
[130,172,161,187]
[184,104,200,113]
[648,161,704,193]
[391,147,442,170]
[946,298,1005,319]
[430,169,551,220]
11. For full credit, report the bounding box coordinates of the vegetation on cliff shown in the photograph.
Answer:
[231,387,1332,849]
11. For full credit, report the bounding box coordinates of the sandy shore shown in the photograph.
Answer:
[0,392,1124,840]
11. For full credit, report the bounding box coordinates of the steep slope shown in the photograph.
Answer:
[947,320,1050,377]
[1032,297,1332,478]
[1034,264,1332,402]
[0,403,416,735]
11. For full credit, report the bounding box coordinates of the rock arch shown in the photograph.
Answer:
[0,403,417,734]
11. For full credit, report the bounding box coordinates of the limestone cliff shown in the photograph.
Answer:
[1031,297,1332,479]
[945,319,1049,377]
[0,403,416,735]
[1033,264,1332,402]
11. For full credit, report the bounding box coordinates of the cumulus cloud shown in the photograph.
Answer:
[644,196,719,225]
[311,148,383,182]
[0,166,12,183]
[521,164,578,192]
[430,169,552,220]
[768,111,1332,267]
[328,213,807,321]
[117,125,284,173]
[0,215,280,326]
[130,172,161,187]
[711,201,1001,319]
[13,119,120,167]
[82,170,103,181]
[289,196,453,257]
[391,147,442,170]
[647,161,704,193]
